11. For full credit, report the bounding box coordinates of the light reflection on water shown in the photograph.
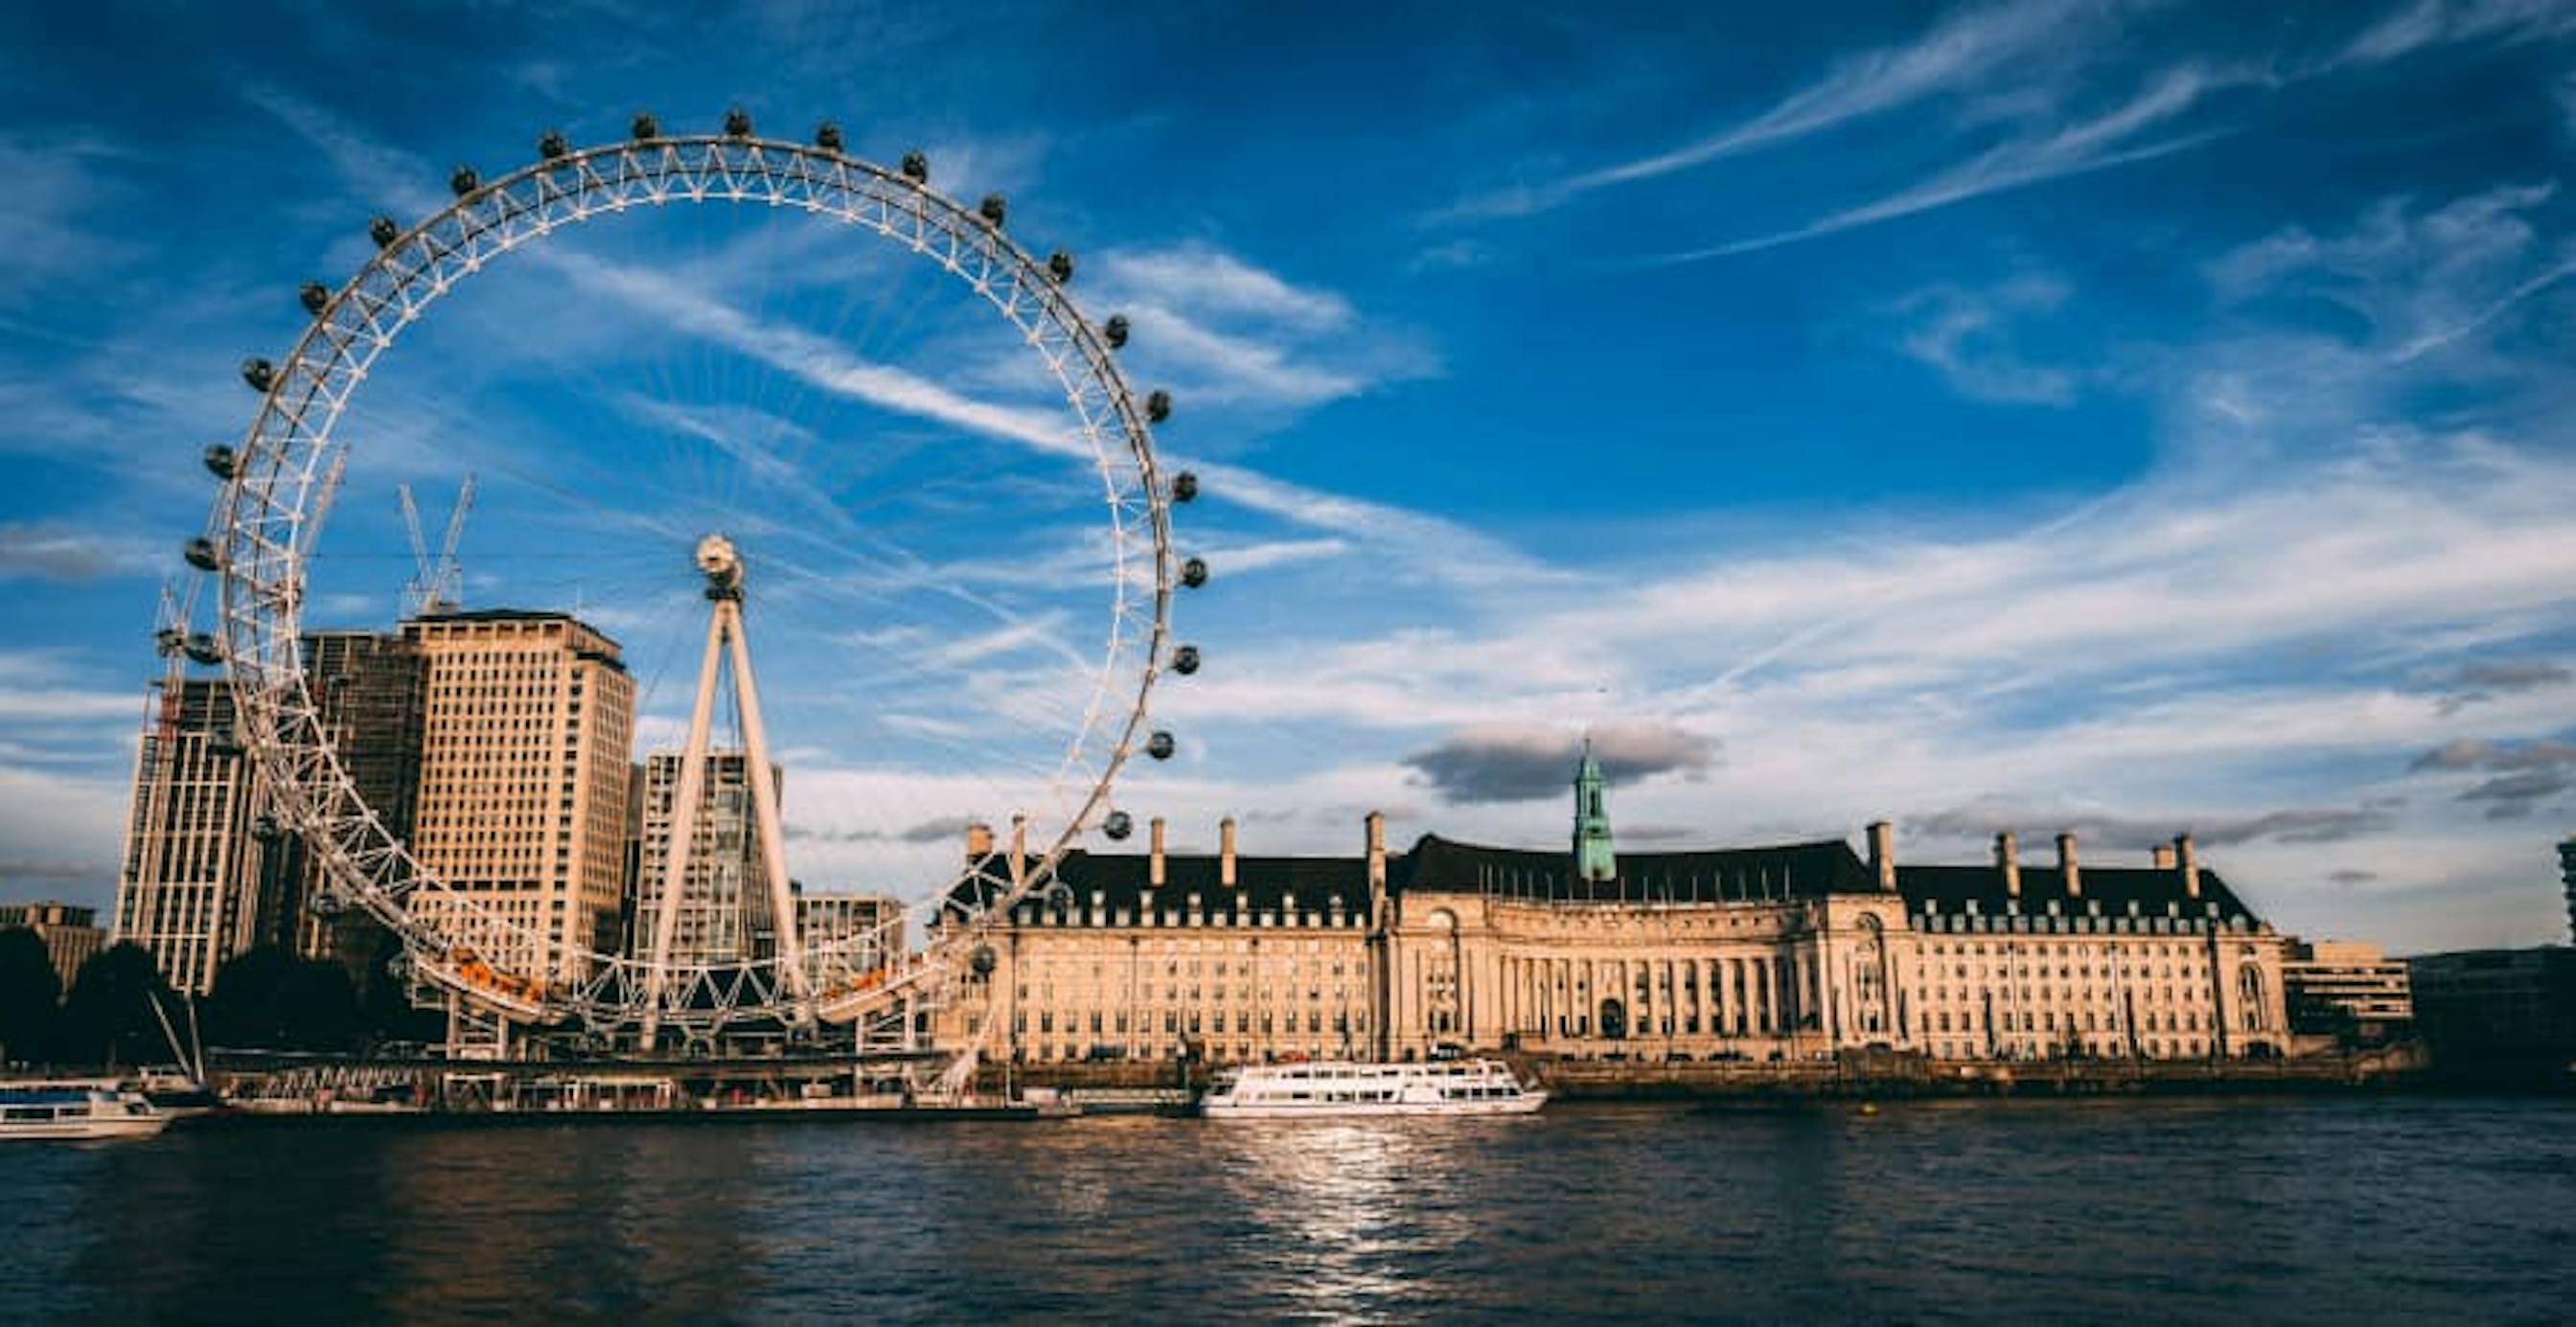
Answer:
[4,1097,2573,1324]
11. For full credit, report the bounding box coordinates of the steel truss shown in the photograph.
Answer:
[199,128,1177,1041]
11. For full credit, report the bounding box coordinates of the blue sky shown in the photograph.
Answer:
[4,0,2574,952]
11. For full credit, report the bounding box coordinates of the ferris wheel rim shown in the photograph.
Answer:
[201,126,1179,1035]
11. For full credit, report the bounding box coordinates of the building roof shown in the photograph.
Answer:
[1397,834,1875,903]
[1015,848,1372,911]
[1893,861,2257,920]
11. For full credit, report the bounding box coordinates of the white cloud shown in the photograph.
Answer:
[1431,0,2108,222]
[1893,272,2082,405]
[1667,62,2252,260]
[2330,0,2576,70]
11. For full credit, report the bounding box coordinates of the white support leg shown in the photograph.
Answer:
[638,606,726,1047]
[726,603,812,1018]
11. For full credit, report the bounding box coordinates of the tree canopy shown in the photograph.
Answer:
[0,927,62,1065]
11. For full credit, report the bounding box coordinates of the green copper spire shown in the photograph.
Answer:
[1573,737,1617,882]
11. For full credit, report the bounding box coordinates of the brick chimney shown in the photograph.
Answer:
[1868,820,1896,891]
[1149,816,1167,888]
[2175,834,2199,900]
[1220,816,1239,888]
[2056,832,2081,898]
[1366,811,1387,891]
[966,821,994,858]
[1995,831,2021,898]
[1008,813,1027,885]
[2152,843,2176,870]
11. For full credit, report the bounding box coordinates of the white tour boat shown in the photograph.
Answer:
[0,1082,172,1141]
[1200,1059,1548,1118]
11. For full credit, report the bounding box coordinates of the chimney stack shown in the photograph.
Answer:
[1149,816,1167,888]
[1365,811,1387,891]
[1995,831,2021,898]
[966,821,994,859]
[1220,816,1239,888]
[2175,834,2199,900]
[2152,843,2176,870]
[1867,820,1896,891]
[2056,832,2081,898]
[1009,813,1027,885]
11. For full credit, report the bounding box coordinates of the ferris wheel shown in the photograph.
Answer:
[179,109,1208,1045]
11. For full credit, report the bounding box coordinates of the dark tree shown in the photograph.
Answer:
[204,944,298,1049]
[206,944,370,1051]
[279,957,361,1052]
[362,933,443,1048]
[0,927,62,1066]
[57,943,177,1068]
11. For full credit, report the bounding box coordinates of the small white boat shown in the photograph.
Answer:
[1200,1059,1547,1118]
[0,1082,172,1141]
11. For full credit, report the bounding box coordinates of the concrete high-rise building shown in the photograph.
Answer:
[794,887,905,971]
[632,750,781,965]
[0,900,106,987]
[285,629,426,984]
[401,610,633,984]
[112,677,277,994]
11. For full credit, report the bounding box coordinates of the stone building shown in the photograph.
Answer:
[950,761,2294,1066]
[112,675,279,994]
[286,629,426,986]
[632,751,781,966]
[400,610,634,983]
[0,900,106,987]
[794,888,905,973]
[2283,939,2412,1040]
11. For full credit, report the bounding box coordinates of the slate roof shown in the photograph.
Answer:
[1014,848,1371,911]
[1895,862,2258,922]
[1395,834,1876,903]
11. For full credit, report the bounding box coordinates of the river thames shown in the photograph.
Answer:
[6,1096,2570,1323]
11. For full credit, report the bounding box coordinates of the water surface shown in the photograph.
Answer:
[5,1096,2570,1323]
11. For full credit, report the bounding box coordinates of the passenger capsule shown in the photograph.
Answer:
[970,945,998,977]
[538,129,568,160]
[383,952,411,983]
[308,890,344,918]
[183,538,221,571]
[632,111,660,141]
[815,121,843,152]
[1103,810,1135,840]
[1104,314,1130,350]
[724,106,753,138]
[298,282,330,316]
[900,150,929,183]
[183,632,223,665]
[240,358,274,392]
[1180,556,1209,588]
[369,216,401,248]
[1145,390,1172,423]
[202,444,239,479]
[448,165,479,196]
[253,813,282,841]
[1146,731,1176,761]
[1170,644,1201,675]
[1172,470,1199,503]
[1047,250,1074,284]
[153,627,185,656]
[978,194,1007,228]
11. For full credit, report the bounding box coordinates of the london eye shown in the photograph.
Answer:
[176,110,1208,1050]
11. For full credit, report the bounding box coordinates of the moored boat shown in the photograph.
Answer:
[0,1082,172,1140]
[1200,1059,1547,1118]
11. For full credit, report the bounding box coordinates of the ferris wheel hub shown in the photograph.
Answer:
[695,532,744,600]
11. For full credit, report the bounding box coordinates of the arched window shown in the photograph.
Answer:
[2237,964,2266,1031]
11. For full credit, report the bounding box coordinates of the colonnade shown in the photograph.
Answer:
[1493,952,1811,1043]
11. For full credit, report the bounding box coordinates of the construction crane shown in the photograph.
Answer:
[398,474,475,618]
